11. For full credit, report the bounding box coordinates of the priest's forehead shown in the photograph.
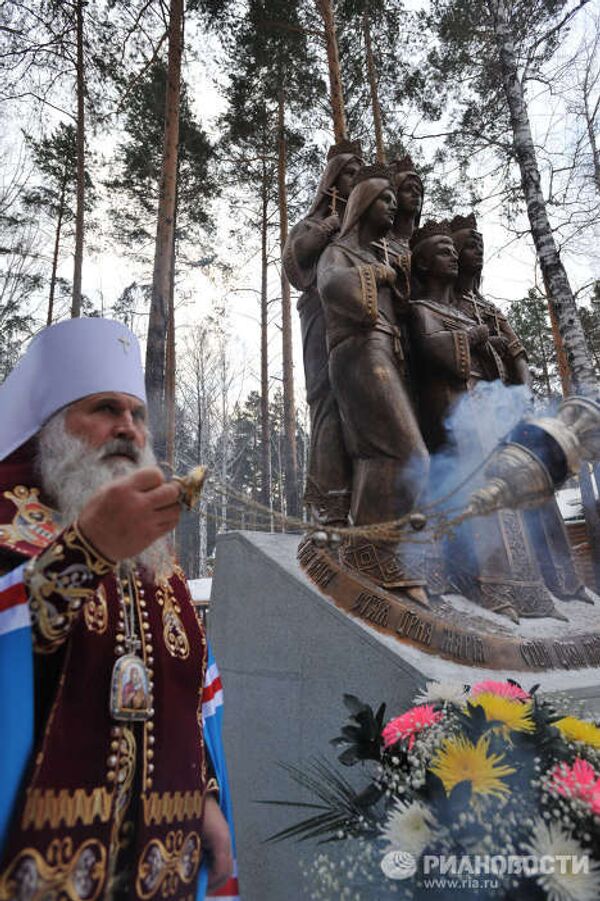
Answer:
[67,391,147,417]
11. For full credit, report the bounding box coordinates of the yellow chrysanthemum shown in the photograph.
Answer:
[430,734,515,798]
[556,716,600,748]
[469,693,535,739]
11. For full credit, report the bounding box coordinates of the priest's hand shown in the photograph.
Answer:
[77,466,181,563]
[201,794,234,891]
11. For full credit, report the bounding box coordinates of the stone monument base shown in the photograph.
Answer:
[209,531,600,901]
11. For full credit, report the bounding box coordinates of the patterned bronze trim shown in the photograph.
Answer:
[453,331,470,380]
[357,265,378,324]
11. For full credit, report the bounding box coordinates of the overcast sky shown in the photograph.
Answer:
[4,4,599,411]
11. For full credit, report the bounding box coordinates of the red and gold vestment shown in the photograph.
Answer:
[0,446,213,901]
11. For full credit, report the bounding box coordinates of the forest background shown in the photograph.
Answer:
[1,0,599,577]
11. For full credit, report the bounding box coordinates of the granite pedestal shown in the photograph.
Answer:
[209,531,600,901]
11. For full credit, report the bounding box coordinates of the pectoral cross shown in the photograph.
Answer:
[329,187,338,215]
[127,635,142,654]
[381,238,390,266]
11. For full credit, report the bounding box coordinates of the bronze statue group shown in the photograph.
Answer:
[284,141,590,623]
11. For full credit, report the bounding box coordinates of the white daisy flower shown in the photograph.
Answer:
[522,817,600,901]
[381,799,436,857]
[413,680,468,707]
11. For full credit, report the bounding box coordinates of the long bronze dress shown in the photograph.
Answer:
[317,179,430,590]
[283,154,358,524]
[454,290,586,601]
[409,294,566,620]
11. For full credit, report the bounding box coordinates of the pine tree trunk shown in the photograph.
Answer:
[165,278,176,466]
[315,0,347,142]
[165,201,178,468]
[199,360,209,575]
[277,89,299,521]
[490,0,596,395]
[71,0,85,318]
[220,343,229,532]
[277,425,285,527]
[48,169,67,326]
[363,10,385,164]
[146,0,183,459]
[196,356,206,575]
[260,164,273,524]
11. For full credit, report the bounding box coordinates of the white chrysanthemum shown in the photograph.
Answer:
[381,799,436,856]
[522,818,600,901]
[414,681,468,707]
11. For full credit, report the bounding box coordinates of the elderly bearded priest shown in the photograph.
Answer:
[0,319,236,901]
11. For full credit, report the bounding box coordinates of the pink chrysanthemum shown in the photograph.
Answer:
[549,758,600,808]
[470,680,530,702]
[382,705,443,750]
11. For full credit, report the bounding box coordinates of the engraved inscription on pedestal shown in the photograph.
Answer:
[298,538,600,673]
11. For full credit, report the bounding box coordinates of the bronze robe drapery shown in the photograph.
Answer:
[452,291,584,600]
[317,237,429,589]
[409,297,567,620]
[283,154,358,524]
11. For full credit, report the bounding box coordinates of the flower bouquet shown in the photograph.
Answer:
[269,681,600,900]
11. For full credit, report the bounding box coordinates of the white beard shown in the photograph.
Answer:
[37,410,174,580]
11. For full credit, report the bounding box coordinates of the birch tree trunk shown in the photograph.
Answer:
[315,0,347,142]
[277,89,299,521]
[363,10,385,164]
[490,0,596,395]
[71,0,85,318]
[260,163,273,525]
[48,168,67,326]
[146,0,183,459]
[539,269,570,394]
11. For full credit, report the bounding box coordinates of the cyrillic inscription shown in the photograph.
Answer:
[351,591,390,628]
[396,610,433,647]
[441,629,486,664]
[520,640,553,669]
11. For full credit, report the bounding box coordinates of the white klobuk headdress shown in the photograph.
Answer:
[0,318,146,461]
